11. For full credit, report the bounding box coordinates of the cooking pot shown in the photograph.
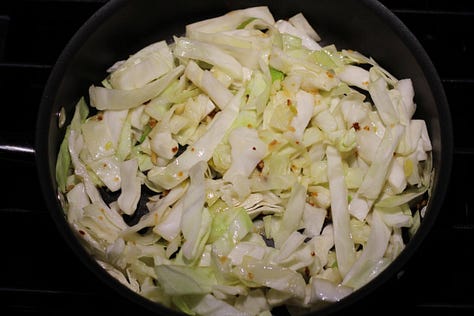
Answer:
[35,0,453,315]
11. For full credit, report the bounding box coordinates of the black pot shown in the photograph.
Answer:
[35,0,453,315]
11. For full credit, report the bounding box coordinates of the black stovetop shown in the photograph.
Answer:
[0,1,473,315]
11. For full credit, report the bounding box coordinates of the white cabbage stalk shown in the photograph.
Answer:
[275,19,321,51]
[185,6,275,36]
[303,126,325,147]
[98,260,139,292]
[117,158,141,215]
[224,126,267,181]
[88,155,121,192]
[81,115,115,160]
[288,12,321,41]
[81,203,122,244]
[276,243,315,271]
[68,130,127,230]
[65,182,89,223]
[290,90,315,141]
[149,130,178,160]
[306,277,353,304]
[337,65,370,90]
[228,241,267,265]
[89,65,184,110]
[187,294,251,316]
[377,205,412,228]
[275,231,306,263]
[147,88,244,189]
[234,289,269,316]
[313,109,338,133]
[174,37,243,81]
[103,109,128,147]
[122,182,188,235]
[109,40,175,90]
[302,203,327,237]
[395,78,416,118]
[309,225,335,270]
[181,161,211,261]
[184,60,233,110]
[273,182,307,248]
[326,145,355,277]
[190,28,274,70]
[343,210,392,288]
[116,111,132,161]
[368,75,399,126]
[387,156,407,194]
[375,185,427,209]
[154,265,217,296]
[233,257,307,299]
[339,93,369,128]
[129,105,147,130]
[269,48,340,91]
[349,124,405,221]
[246,60,271,114]
[236,192,284,218]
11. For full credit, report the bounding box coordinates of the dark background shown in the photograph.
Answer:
[0,0,473,315]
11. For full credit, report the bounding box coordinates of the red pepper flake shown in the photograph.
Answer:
[287,99,292,106]
[172,146,178,153]
[326,71,334,78]
[149,118,157,128]
[191,147,195,152]
[363,125,370,131]
[352,122,360,131]
[310,251,316,257]
[219,256,228,264]
[252,146,256,151]
[78,230,85,236]
[97,113,103,121]
[177,171,184,177]
[268,139,279,150]
[247,272,254,280]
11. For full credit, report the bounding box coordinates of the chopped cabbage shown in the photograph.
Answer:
[56,6,434,316]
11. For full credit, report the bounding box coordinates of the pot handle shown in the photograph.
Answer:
[0,134,36,162]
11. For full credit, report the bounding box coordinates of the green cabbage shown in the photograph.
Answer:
[57,6,434,316]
